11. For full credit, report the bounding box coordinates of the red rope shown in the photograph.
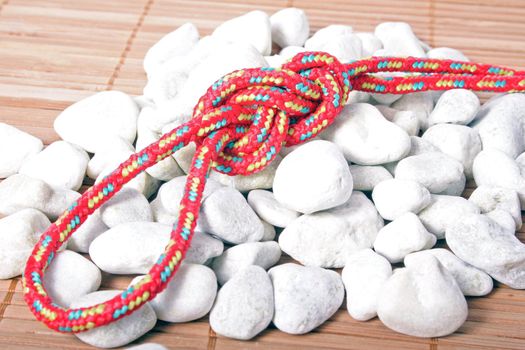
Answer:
[23,52,525,332]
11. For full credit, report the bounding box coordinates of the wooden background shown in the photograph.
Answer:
[1,0,525,349]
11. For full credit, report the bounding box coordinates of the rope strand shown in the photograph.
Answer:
[23,52,525,332]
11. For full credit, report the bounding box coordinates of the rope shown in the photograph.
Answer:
[23,52,525,332]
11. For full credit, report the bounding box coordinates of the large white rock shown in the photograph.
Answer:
[422,124,481,178]
[395,152,465,194]
[185,231,224,265]
[87,137,134,180]
[71,290,157,348]
[376,105,420,136]
[391,92,434,131]
[372,179,431,220]
[89,222,170,274]
[377,254,468,337]
[212,11,272,55]
[0,174,80,219]
[446,214,525,289]
[0,209,50,279]
[342,249,392,321]
[19,140,89,191]
[269,263,344,334]
[471,94,525,158]
[270,8,309,47]
[472,150,525,206]
[349,165,393,192]
[143,23,199,75]
[0,123,43,178]
[100,188,153,228]
[418,194,480,239]
[279,191,383,268]
[273,140,353,214]
[469,186,521,230]
[54,91,139,153]
[210,266,273,340]
[374,22,426,58]
[43,250,101,307]
[373,212,436,263]
[356,32,382,57]
[322,103,411,165]
[131,263,217,323]
[247,189,300,228]
[305,25,362,62]
[427,47,469,61]
[212,241,281,285]
[405,249,493,296]
[428,89,479,126]
[67,210,108,253]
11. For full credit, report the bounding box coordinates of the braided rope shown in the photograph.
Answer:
[23,52,525,332]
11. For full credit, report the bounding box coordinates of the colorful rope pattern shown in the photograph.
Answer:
[23,52,525,332]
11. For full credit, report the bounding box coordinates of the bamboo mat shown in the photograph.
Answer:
[1,0,525,349]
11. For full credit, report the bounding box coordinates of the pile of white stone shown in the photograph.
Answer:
[1,7,525,349]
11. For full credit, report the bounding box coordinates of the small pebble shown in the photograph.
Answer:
[131,263,217,323]
[0,123,43,178]
[391,92,434,131]
[373,212,436,263]
[469,185,522,230]
[247,189,300,228]
[71,290,157,348]
[87,137,134,179]
[305,26,362,62]
[349,165,393,192]
[427,89,479,126]
[356,32,382,57]
[100,188,153,228]
[212,241,281,285]
[126,344,168,350]
[374,22,426,57]
[67,210,108,253]
[185,231,224,265]
[273,140,353,214]
[270,8,309,47]
[372,179,431,220]
[427,47,469,61]
[269,263,344,334]
[342,249,392,321]
[210,266,273,340]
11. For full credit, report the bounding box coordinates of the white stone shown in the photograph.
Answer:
[447,214,525,289]
[322,103,411,165]
[471,94,525,158]
[212,241,281,285]
[269,263,344,334]
[472,150,525,206]
[19,141,89,191]
[212,11,272,55]
[100,188,153,228]
[185,231,224,265]
[72,290,156,348]
[273,140,353,214]
[405,249,492,296]
[264,54,285,68]
[356,32,382,57]
[342,249,392,321]
[376,105,420,136]
[67,210,108,253]
[247,189,300,228]
[422,124,481,178]
[391,92,434,131]
[87,137,134,180]
[349,165,393,191]
[372,179,431,220]
[485,209,517,232]
[427,47,469,61]
[210,266,273,340]
[0,209,50,279]
[144,64,188,105]
[279,45,307,60]
[89,222,170,274]
[260,220,276,241]
[270,8,309,47]
[374,212,436,263]
[428,89,479,126]
[279,191,383,268]
[0,174,80,219]
[126,344,167,350]
[200,187,265,244]
[418,194,480,239]
[395,152,465,194]
[43,250,101,307]
[374,22,426,58]
[377,254,468,337]
[469,186,522,230]
[54,91,139,153]
[131,263,217,323]
[0,123,43,178]
[305,25,362,63]
[143,23,199,75]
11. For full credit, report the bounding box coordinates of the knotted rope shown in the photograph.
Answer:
[23,52,525,332]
